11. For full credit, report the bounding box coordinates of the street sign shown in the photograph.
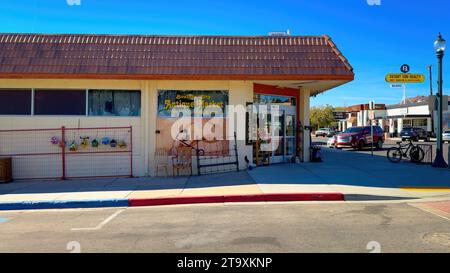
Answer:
[390,84,405,88]
[401,64,410,73]
[385,73,425,83]
[332,111,347,120]
[368,110,375,120]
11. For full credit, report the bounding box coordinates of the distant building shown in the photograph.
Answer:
[338,103,386,132]
[338,96,450,138]
[385,96,433,137]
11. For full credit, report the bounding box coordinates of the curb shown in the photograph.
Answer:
[0,199,129,211]
[0,193,344,211]
[129,193,345,207]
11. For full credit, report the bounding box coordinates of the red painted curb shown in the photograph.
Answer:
[129,193,344,207]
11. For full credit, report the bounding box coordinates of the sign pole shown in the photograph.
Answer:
[371,121,374,157]
[369,101,375,157]
[402,83,407,104]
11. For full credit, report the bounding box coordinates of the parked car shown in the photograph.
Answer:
[327,136,337,148]
[443,130,450,143]
[336,125,384,150]
[315,128,334,137]
[327,129,337,137]
[400,127,431,142]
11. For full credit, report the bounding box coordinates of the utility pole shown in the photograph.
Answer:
[428,65,433,96]
[428,65,435,137]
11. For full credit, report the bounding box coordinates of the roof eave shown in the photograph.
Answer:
[0,73,355,81]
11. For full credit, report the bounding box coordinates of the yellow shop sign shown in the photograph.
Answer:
[385,73,425,83]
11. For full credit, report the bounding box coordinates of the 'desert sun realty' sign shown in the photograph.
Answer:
[385,73,425,83]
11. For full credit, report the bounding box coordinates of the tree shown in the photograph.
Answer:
[310,105,336,130]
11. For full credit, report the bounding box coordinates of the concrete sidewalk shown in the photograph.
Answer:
[1,148,450,210]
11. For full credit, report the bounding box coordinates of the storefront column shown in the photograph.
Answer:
[389,119,395,134]
[299,88,311,162]
[229,81,253,170]
[141,81,150,176]
[147,81,158,176]
[397,118,403,135]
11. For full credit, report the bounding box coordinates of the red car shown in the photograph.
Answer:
[335,126,384,150]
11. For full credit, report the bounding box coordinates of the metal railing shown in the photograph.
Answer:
[0,126,133,180]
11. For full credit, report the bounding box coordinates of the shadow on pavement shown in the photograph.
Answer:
[344,194,420,201]
[1,147,449,197]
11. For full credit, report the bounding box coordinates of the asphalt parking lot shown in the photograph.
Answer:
[313,136,450,164]
[0,202,449,253]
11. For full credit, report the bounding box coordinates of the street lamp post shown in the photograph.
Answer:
[432,33,448,168]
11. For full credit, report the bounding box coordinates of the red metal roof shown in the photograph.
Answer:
[0,33,354,80]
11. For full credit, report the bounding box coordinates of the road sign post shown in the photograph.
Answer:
[386,67,425,104]
[369,101,375,157]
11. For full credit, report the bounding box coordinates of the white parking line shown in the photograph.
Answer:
[71,209,125,231]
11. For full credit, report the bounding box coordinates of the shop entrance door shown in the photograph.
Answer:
[271,106,296,163]
[253,104,297,165]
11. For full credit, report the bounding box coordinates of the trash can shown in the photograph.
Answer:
[0,157,12,183]
[310,146,323,163]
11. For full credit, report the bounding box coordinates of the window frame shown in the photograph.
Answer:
[87,89,142,117]
[33,88,87,116]
[0,88,142,117]
[0,88,33,116]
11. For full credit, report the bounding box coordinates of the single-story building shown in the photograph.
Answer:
[385,96,433,137]
[338,103,386,132]
[0,33,353,179]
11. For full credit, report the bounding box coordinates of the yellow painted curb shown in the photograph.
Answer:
[401,187,450,192]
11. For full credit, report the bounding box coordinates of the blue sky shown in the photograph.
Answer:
[0,0,449,107]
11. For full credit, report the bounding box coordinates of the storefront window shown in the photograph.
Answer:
[412,119,427,127]
[0,89,32,115]
[157,90,228,118]
[403,120,413,127]
[254,94,296,106]
[34,89,86,115]
[88,90,141,116]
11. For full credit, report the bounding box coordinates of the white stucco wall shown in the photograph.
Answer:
[2,79,301,178]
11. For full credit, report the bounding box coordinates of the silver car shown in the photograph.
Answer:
[443,130,450,143]
[327,136,337,148]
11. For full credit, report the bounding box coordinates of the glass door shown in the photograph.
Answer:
[251,102,297,166]
[285,112,296,161]
[271,106,296,163]
[270,110,285,163]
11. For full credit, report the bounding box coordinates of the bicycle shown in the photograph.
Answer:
[386,139,425,163]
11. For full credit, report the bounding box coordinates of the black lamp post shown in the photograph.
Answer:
[432,33,448,168]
